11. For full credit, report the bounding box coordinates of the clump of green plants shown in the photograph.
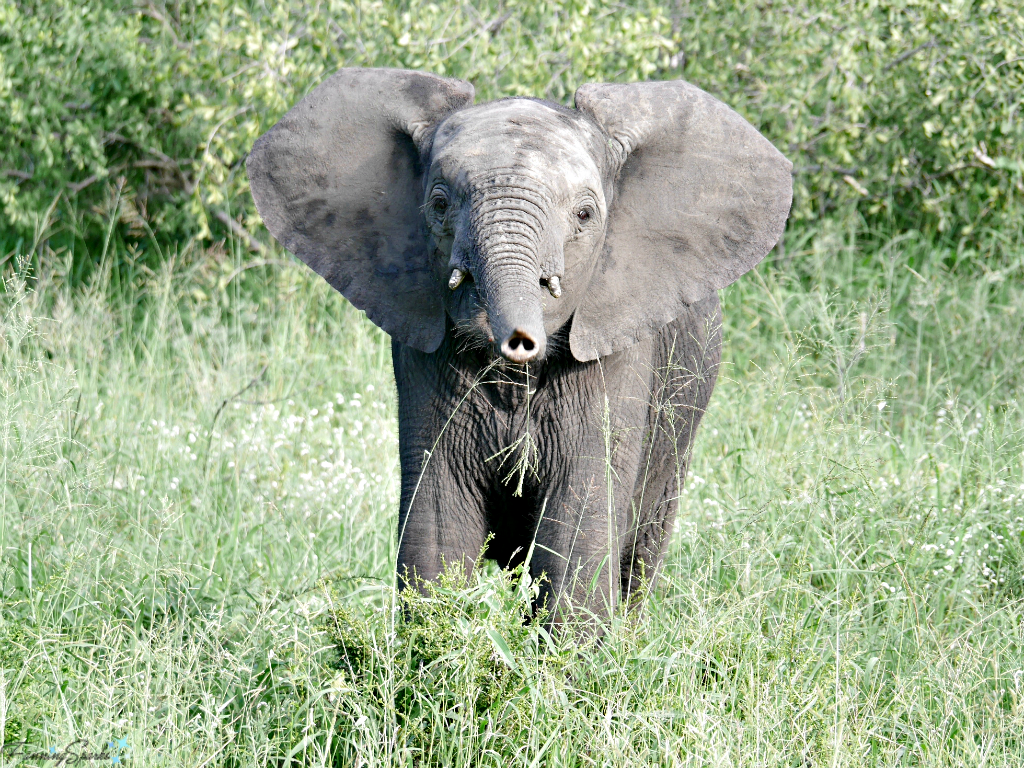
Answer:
[320,560,576,764]
[0,610,33,744]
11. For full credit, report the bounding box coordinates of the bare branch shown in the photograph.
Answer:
[213,209,269,257]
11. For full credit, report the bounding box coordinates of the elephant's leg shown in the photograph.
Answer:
[622,298,722,605]
[396,458,488,588]
[621,456,682,606]
[529,469,632,627]
[527,350,653,626]
[392,341,490,589]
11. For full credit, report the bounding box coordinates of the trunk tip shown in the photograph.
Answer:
[499,328,544,363]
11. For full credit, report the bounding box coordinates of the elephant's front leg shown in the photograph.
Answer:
[529,417,650,626]
[526,352,654,627]
[530,461,632,626]
[393,342,489,589]
[395,452,488,588]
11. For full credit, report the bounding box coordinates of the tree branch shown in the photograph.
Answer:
[213,209,269,257]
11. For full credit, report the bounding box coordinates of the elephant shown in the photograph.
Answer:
[247,68,792,627]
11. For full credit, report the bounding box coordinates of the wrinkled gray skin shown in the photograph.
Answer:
[248,68,792,627]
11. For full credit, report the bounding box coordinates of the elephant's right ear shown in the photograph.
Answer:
[247,68,474,353]
[570,80,792,362]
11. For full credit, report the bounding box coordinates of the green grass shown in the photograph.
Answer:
[2,224,1023,765]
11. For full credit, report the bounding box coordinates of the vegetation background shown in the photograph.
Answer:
[2,0,1023,765]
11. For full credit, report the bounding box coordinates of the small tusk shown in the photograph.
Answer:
[547,275,562,299]
[448,268,465,290]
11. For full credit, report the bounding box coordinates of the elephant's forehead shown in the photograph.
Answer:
[431,100,601,195]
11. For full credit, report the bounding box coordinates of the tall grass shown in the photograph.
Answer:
[2,221,1023,764]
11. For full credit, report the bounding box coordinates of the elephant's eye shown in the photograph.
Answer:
[427,189,450,220]
[432,197,448,215]
[576,208,592,222]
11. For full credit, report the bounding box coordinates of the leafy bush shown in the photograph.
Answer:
[322,562,567,764]
[0,1,202,253]
[0,0,675,261]
[669,0,1024,261]
[1,0,1021,268]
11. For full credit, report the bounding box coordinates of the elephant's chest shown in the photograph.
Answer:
[447,361,653,487]
[456,377,572,467]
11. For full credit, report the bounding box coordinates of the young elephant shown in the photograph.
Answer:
[248,68,791,626]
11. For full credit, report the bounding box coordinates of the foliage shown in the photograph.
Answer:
[0,0,201,253]
[2,0,1021,269]
[0,0,675,260]
[668,0,1024,262]
[321,563,566,763]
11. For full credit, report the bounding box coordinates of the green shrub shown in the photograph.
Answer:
[669,0,1024,262]
[0,0,675,262]
[0,0,202,253]
[2,0,1021,269]
[321,562,565,765]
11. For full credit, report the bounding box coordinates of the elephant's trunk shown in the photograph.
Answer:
[479,259,545,363]
[465,189,553,363]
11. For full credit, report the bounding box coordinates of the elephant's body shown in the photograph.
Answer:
[394,296,721,618]
[247,67,791,628]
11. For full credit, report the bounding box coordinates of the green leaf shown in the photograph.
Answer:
[486,626,517,670]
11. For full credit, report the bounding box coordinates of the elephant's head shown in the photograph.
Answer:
[247,68,792,363]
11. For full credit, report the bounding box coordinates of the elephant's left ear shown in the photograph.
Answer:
[570,80,792,361]
[247,68,474,353]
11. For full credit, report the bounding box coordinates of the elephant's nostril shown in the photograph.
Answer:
[500,329,542,362]
[507,335,534,352]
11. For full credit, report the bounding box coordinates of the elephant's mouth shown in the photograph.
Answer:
[448,284,547,365]
[447,277,492,353]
